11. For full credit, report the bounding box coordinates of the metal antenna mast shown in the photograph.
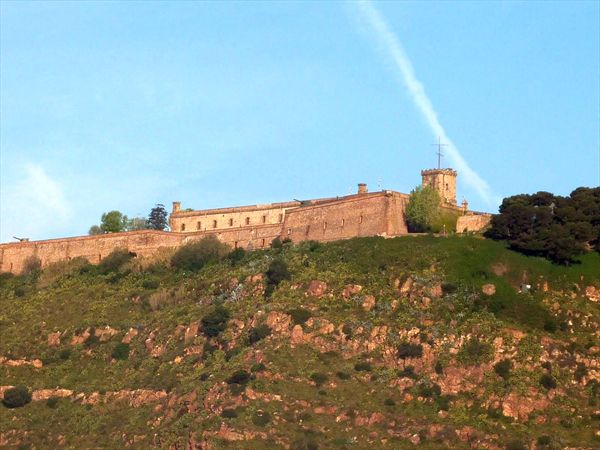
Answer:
[432,136,448,169]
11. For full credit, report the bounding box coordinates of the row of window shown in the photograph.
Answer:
[287,215,365,235]
[180,214,284,232]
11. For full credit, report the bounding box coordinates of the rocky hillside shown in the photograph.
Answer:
[1,236,599,449]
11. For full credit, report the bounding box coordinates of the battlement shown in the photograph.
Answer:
[420,168,458,177]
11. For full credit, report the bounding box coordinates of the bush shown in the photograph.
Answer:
[457,338,493,365]
[248,324,271,344]
[342,323,353,339]
[22,255,42,275]
[271,237,283,249]
[397,342,423,359]
[310,372,328,387]
[2,385,32,408]
[226,247,246,264]
[397,366,417,379]
[539,374,557,390]
[537,435,551,448]
[434,361,444,375]
[494,359,512,380]
[505,440,527,450]
[98,248,134,274]
[384,398,395,406]
[436,395,451,411]
[574,363,588,382]
[251,362,266,373]
[251,410,271,426]
[46,397,59,409]
[59,349,71,360]
[226,370,251,385]
[201,306,230,337]
[417,382,441,398]
[221,408,238,418]
[171,236,230,271]
[142,278,160,290]
[265,258,291,295]
[111,342,130,360]
[336,371,351,380]
[287,308,312,326]
[354,362,372,372]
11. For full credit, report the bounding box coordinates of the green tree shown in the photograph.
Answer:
[88,225,103,235]
[148,204,169,230]
[126,217,149,231]
[405,185,441,232]
[99,211,128,233]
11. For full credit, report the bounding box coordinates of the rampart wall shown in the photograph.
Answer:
[456,213,492,233]
[280,191,409,243]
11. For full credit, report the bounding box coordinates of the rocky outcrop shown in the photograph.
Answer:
[481,284,496,296]
[0,356,43,369]
[362,295,376,311]
[306,280,327,298]
[501,390,550,422]
[585,285,600,303]
[342,284,363,299]
[47,332,61,347]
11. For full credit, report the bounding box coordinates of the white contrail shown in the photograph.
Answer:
[354,0,497,206]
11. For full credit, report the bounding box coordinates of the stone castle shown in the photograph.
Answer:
[0,168,490,274]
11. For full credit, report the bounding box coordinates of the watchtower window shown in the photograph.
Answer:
[262,215,267,224]
[245,217,250,225]
[213,220,217,228]
[445,183,449,191]
[181,223,186,231]
[196,221,201,230]
[229,218,234,226]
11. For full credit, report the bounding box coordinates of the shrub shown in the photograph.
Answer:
[541,361,552,372]
[342,323,353,339]
[537,435,551,448]
[2,385,32,408]
[457,338,493,365]
[111,342,130,360]
[46,397,59,409]
[265,258,291,294]
[336,371,351,380]
[384,398,395,406]
[271,237,283,249]
[494,359,512,380]
[59,349,71,360]
[436,395,451,411]
[171,236,230,271]
[505,440,526,450]
[142,278,160,290]
[251,362,266,373]
[226,247,246,264]
[221,408,238,418]
[354,362,372,372]
[397,366,417,379]
[310,372,328,387]
[251,410,271,426]
[147,290,170,311]
[248,324,271,344]
[397,342,423,359]
[98,248,134,274]
[417,382,441,398]
[287,308,312,326]
[22,255,42,275]
[539,374,557,390]
[434,361,444,375]
[201,306,230,337]
[226,370,251,385]
[574,363,588,382]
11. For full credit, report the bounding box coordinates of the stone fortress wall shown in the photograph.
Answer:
[0,168,491,274]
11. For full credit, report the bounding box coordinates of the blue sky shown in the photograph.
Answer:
[1,1,598,242]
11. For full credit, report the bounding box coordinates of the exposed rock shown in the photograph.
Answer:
[362,295,376,311]
[47,332,61,347]
[71,327,92,345]
[409,434,421,445]
[94,326,119,342]
[342,284,363,299]
[306,280,327,298]
[585,285,600,303]
[438,365,486,395]
[0,356,43,369]
[481,284,496,296]
[0,385,15,399]
[122,328,139,344]
[291,325,304,345]
[427,282,443,298]
[32,389,73,401]
[245,274,264,284]
[265,311,291,333]
[399,277,413,296]
[184,321,201,343]
[501,390,550,422]
[490,263,508,276]
[421,297,431,308]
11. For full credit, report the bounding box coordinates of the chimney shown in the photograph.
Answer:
[172,201,181,213]
[357,183,367,195]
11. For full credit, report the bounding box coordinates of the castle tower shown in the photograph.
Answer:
[421,168,457,206]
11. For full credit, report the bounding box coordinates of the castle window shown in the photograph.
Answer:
[196,221,201,230]
[359,215,363,224]
[181,223,186,231]
[234,241,238,249]
[278,214,283,223]
[261,238,265,247]
[245,217,250,225]
[262,215,266,224]
[341,219,345,227]
[229,218,233,226]
[213,220,217,228]
[287,228,291,235]
[445,183,449,191]
[323,221,327,230]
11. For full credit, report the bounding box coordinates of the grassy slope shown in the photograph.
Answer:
[0,235,599,449]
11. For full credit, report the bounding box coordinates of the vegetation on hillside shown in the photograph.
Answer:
[1,234,598,449]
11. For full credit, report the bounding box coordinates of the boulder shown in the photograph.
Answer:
[342,284,363,299]
[47,332,61,347]
[362,295,376,311]
[291,325,304,345]
[585,285,600,303]
[306,280,327,298]
[399,277,413,296]
[94,326,119,342]
[184,321,201,344]
[122,328,139,344]
[481,284,496,296]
